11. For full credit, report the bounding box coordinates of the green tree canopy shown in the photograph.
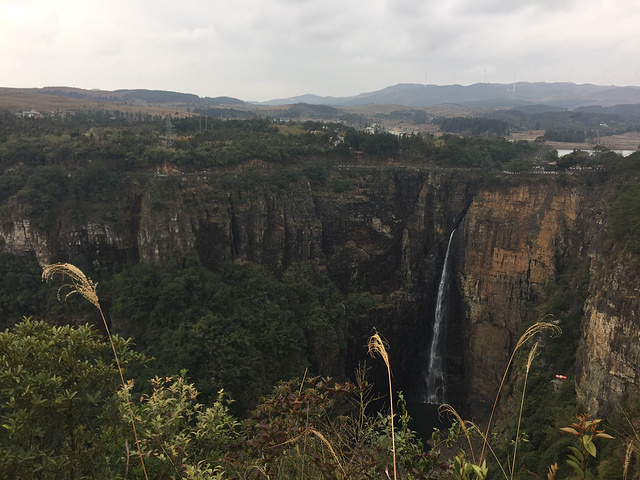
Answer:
[610,183,640,255]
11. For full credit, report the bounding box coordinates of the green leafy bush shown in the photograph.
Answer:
[115,375,238,479]
[0,318,144,479]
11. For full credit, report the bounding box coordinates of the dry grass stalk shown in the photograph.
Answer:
[620,405,640,480]
[43,263,149,480]
[352,363,379,437]
[510,342,539,479]
[271,426,348,478]
[298,367,309,477]
[624,443,632,480]
[440,404,510,480]
[439,403,477,463]
[480,320,561,464]
[308,428,347,478]
[368,331,397,480]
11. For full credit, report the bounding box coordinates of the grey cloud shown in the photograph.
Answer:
[3,0,640,100]
[450,0,577,16]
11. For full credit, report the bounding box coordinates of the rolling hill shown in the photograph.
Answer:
[260,82,640,108]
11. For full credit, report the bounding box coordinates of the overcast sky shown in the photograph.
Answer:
[2,0,639,101]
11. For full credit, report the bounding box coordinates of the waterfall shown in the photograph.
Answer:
[425,229,456,404]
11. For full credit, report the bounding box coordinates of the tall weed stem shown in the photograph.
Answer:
[480,320,561,464]
[43,263,149,480]
[511,342,538,478]
[368,331,397,480]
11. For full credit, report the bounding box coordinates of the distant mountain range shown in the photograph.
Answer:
[259,82,640,108]
[4,82,640,111]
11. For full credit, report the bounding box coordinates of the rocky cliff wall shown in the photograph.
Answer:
[1,168,639,416]
[0,168,477,398]
[455,181,597,410]
[122,170,475,293]
[576,248,640,415]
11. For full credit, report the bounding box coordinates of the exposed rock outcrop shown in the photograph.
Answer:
[2,218,51,266]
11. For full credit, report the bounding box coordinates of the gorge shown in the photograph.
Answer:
[2,161,639,421]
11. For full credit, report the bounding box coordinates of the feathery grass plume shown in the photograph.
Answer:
[43,262,100,308]
[43,263,149,480]
[480,319,561,464]
[367,331,397,480]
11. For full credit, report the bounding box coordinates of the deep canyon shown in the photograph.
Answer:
[2,163,638,420]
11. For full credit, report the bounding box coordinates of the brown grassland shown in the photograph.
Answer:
[0,87,194,118]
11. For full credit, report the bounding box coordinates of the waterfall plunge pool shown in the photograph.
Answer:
[406,401,453,443]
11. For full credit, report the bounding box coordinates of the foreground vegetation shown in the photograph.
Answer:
[1,313,624,480]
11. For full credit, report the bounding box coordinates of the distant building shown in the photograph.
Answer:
[15,109,42,118]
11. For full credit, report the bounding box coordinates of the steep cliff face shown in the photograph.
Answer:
[0,168,477,397]
[1,216,136,268]
[132,170,476,293]
[1,218,51,266]
[576,248,640,415]
[0,167,476,293]
[2,167,639,416]
[456,182,597,410]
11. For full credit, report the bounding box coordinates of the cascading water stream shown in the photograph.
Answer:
[425,229,456,404]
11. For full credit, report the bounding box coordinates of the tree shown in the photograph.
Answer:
[0,318,144,479]
[610,183,640,255]
[14,165,70,229]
